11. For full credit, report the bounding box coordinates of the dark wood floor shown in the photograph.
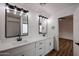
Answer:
[47,38,73,56]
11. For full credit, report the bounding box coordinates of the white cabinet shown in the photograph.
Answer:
[0,38,54,56]
[36,40,45,56]
[35,38,54,56]
[45,38,54,55]
[45,39,50,54]
[0,43,35,56]
[49,38,54,51]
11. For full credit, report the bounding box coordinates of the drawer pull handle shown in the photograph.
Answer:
[39,48,42,50]
[39,42,42,45]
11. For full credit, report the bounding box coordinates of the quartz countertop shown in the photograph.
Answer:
[0,37,51,52]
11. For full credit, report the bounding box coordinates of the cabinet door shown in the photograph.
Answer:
[45,39,50,55]
[45,39,54,55]
[49,39,54,51]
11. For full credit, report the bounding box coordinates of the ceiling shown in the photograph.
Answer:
[10,3,79,17]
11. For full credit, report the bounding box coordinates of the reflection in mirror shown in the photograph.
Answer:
[5,9,21,38]
[39,15,48,36]
[5,3,29,38]
[21,14,28,36]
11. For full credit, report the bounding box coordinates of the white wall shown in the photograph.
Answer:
[59,16,73,40]
[73,6,79,56]
[0,4,55,48]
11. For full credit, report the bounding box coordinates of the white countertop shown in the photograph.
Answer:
[0,37,51,52]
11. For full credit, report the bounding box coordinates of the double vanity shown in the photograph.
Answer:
[0,37,54,56]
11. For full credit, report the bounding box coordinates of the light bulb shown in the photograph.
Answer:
[7,9,10,13]
[25,13,28,16]
[20,10,23,16]
[6,6,9,10]
[47,19,51,24]
[14,8,17,14]
[6,6,10,13]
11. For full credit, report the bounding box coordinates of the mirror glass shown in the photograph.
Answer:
[5,8,28,38]
[21,15,28,35]
[39,16,47,35]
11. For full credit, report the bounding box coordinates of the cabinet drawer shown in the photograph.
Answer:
[36,40,45,56]
[16,48,35,56]
[23,48,35,56]
[36,46,45,56]
[36,40,45,47]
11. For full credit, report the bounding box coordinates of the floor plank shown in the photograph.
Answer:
[47,38,73,56]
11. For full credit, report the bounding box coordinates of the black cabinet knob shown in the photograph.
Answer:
[50,42,51,46]
[39,48,42,50]
[39,42,42,45]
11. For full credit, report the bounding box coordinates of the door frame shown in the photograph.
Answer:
[57,14,73,51]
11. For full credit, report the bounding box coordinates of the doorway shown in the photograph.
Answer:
[46,15,73,56]
[58,15,73,56]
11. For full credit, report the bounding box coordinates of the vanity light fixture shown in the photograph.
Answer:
[5,3,29,16]
[23,10,29,16]
[39,15,48,19]
[6,3,15,14]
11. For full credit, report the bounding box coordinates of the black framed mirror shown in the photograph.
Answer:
[38,15,48,36]
[5,3,29,38]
